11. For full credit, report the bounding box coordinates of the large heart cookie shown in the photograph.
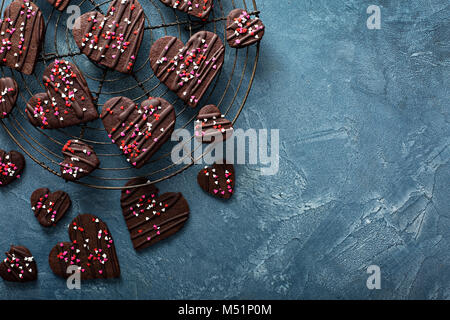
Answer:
[31,187,71,227]
[150,31,225,108]
[101,96,176,168]
[226,9,265,48]
[60,139,100,181]
[0,77,18,119]
[195,104,233,143]
[25,60,98,129]
[0,245,37,282]
[47,0,70,11]
[72,0,145,74]
[121,178,190,250]
[0,0,45,75]
[48,214,120,280]
[197,160,235,199]
[159,0,213,20]
[0,149,25,187]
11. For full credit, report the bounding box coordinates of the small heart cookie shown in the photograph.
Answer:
[31,188,71,227]
[159,0,213,20]
[226,9,265,48]
[197,161,235,199]
[195,104,233,143]
[60,140,100,181]
[0,149,25,187]
[0,245,37,282]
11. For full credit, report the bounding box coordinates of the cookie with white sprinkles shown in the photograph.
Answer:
[0,0,45,75]
[0,77,19,119]
[26,60,98,129]
[195,104,233,143]
[31,188,71,227]
[0,149,25,187]
[0,245,37,282]
[159,0,213,20]
[60,139,100,181]
[226,9,265,48]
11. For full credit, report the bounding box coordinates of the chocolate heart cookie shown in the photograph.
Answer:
[31,188,71,227]
[48,214,120,280]
[121,178,190,250]
[0,245,37,282]
[72,0,145,74]
[47,0,70,11]
[60,139,100,181]
[0,149,25,187]
[0,77,18,119]
[226,9,265,48]
[101,96,176,168]
[197,161,234,199]
[150,31,225,108]
[0,0,45,75]
[159,0,212,20]
[195,104,233,143]
[25,60,98,129]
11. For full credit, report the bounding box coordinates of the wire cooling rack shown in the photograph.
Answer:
[0,0,260,189]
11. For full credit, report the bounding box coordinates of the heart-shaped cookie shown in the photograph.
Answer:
[60,139,100,181]
[150,31,225,108]
[101,96,176,168]
[0,149,25,187]
[121,178,190,250]
[197,161,235,199]
[72,0,145,74]
[47,0,70,11]
[195,104,233,143]
[159,0,212,20]
[48,214,120,280]
[226,9,265,48]
[0,0,45,75]
[0,77,18,119]
[31,188,71,227]
[0,245,37,282]
[25,60,98,129]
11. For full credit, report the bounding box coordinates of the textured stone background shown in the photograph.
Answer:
[0,0,449,299]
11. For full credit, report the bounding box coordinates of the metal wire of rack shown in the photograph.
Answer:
[0,0,260,190]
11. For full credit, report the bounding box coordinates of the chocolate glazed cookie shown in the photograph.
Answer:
[48,214,120,280]
[0,77,18,119]
[0,149,25,187]
[101,96,176,168]
[121,178,190,250]
[197,161,235,199]
[72,0,145,74]
[226,9,265,48]
[0,245,37,282]
[60,140,100,181]
[0,0,45,75]
[150,31,225,108]
[31,188,71,227]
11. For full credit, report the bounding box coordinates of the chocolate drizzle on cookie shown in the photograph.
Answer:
[26,60,98,129]
[47,0,71,11]
[0,149,25,187]
[197,161,235,199]
[60,139,100,181]
[121,178,190,250]
[0,245,37,282]
[159,0,212,20]
[0,77,18,119]
[226,9,265,48]
[48,214,121,280]
[150,31,225,108]
[0,0,45,75]
[31,188,71,227]
[195,104,233,143]
[72,0,145,74]
[101,96,176,168]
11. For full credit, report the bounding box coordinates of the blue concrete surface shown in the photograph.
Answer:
[0,0,449,299]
